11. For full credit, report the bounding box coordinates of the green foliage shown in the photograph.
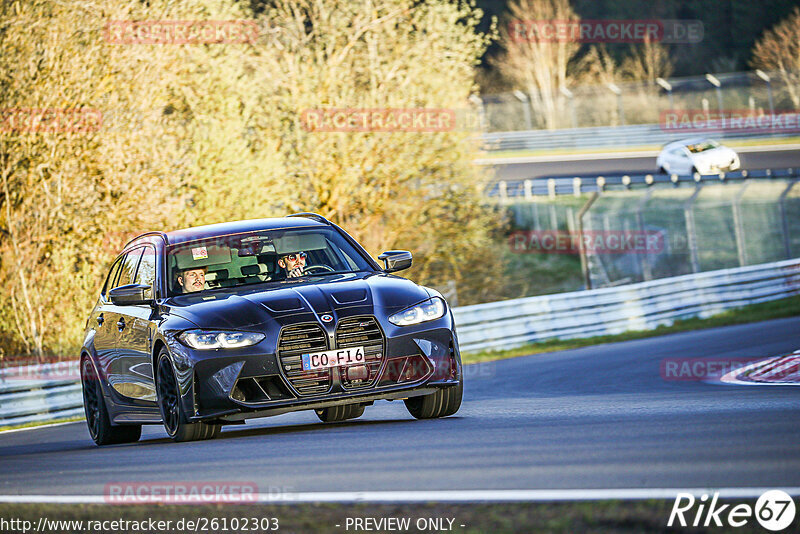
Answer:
[0,0,501,359]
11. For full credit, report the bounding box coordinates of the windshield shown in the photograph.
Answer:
[686,140,720,153]
[166,227,374,296]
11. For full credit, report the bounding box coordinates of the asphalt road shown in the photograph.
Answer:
[489,147,800,182]
[1,317,799,497]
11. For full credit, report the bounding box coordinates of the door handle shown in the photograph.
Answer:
[97,314,104,326]
[117,318,126,331]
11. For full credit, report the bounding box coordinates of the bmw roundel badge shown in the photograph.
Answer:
[321,314,333,323]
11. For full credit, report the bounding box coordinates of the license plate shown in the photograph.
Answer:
[301,347,365,371]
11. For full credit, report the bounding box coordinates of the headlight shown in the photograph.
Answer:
[388,297,446,326]
[178,330,265,350]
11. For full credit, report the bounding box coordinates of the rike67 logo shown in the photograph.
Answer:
[668,490,796,531]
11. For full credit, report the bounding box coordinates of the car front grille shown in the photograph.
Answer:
[335,316,384,389]
[277,323,331,396]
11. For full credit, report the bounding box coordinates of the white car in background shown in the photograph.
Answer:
[656,138,740,175]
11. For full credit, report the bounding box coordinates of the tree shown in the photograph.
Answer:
[750,6,800,108]
[0,0,502,359]
[620,37,673,84]
[491,0,581,129]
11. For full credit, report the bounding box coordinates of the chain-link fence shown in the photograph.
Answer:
[507,179,800,290]
[481,70,799,132]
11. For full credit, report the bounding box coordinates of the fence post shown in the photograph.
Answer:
[684,186,703,273]
[779,180,796,259]
[578,192,600,289]
[732,181,750,266]
[636,188,655,281]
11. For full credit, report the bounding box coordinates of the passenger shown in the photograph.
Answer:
[177,267,207,293]
[277,251,307,278]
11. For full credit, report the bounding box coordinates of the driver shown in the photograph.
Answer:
[277,251,307,278]
[177,267,207,293]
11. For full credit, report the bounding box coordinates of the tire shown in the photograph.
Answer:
[404,380,463,419]
[315,403,365,423]
[81,357,142,446]
[156,351,220,442]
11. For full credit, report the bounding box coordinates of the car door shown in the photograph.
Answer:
[93,255,126,377]
[673,147,693,174]
[115,245,159,403]
[104,247,144,401]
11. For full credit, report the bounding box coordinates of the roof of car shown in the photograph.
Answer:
[124,215,330,249]
[165,217,327,245]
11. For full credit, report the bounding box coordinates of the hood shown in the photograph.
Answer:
[692,146,735,163]
[164,272,430,330]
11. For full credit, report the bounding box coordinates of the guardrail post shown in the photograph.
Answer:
[573,177,582,197]
[732,181,750,266]
[779,180,796,259]
[684,186,703,273]
[547,178,556,200]
[499,180,508,204]
[578,192,600,289]
[523,179,532,201]
[636,188,655,281]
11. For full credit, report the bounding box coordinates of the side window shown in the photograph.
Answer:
[133,246,157,299]
[102,256,125,299]
[115,248,144,290]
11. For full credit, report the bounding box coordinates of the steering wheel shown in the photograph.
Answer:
[302,264,335,274]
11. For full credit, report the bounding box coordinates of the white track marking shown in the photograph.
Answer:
[0,420,82,435]
[2,488,800,504]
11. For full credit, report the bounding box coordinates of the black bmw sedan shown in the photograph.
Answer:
[80,213,463,444]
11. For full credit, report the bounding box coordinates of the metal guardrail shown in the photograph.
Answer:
[453,257,800,353]
[481,123,797,152]
[2,257,799,426]
[487,167,799,199]
[0,361,82,427]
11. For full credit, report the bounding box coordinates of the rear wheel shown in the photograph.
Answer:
[156,351,220,442]
[404,381,463,419]
[315,403,365,422]
[81,357,141,446]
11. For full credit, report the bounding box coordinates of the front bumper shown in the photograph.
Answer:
[169,318,461,423]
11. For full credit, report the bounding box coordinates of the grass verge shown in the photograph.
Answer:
[462,294,800,364]
[1,500,787,533]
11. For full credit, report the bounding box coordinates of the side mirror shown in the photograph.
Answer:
[109,284,152,306]
[378,250,412,273]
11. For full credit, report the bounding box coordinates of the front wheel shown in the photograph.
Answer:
[81,357,141,446]
[404,381,463,419]
[156,351,220,442]
[315,404,365,422]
